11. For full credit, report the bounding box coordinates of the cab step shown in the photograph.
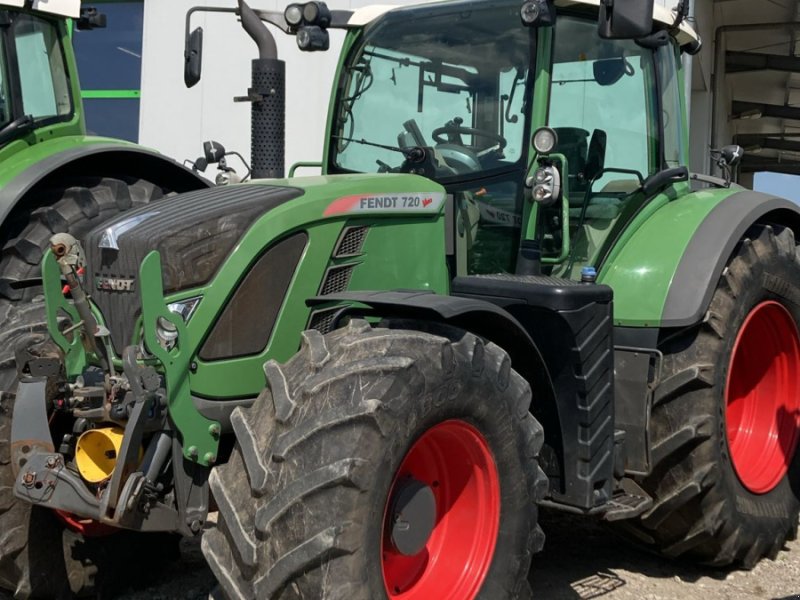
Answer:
[602,478,653,522]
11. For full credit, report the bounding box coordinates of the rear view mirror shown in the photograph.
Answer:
[598,0,654,40]
[77,7,107,30]
[593,57,633,86]
[585,129,607,182]
[184,27,204,88]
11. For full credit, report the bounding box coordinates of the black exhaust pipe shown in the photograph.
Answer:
[239,0,284,179]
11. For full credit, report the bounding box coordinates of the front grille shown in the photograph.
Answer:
[334,226,368,257]
[319,264,355,296]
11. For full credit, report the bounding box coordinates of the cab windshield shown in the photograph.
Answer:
[330,2,533,183]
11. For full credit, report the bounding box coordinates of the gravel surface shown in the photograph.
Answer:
[2,510,797,599]
[110,510,800,600]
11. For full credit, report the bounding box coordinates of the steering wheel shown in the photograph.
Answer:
[432,122,508,151]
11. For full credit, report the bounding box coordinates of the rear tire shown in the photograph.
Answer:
[0,177,178,598]
[0,176,163,304]
[203,320,548,599]
[615,224,800,568]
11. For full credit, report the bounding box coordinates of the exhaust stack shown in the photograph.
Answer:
[239,0,285,179]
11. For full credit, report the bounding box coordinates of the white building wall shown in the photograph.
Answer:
[139,0,418,174]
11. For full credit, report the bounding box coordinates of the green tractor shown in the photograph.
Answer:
[0,1,209,595]
[4,0,800,598]
[0,0,209,309]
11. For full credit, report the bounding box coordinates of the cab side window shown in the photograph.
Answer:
[13,14,71,120]
[549,16,658,192]
[547,15,659,278]
[657,42,686,169]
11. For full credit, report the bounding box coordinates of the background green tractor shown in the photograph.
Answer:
[4,0,800,598]
[0,1,208,597]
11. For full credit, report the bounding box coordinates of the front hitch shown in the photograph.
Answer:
[10,369,183,531]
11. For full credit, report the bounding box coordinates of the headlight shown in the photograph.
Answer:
[284,4,303,26]
[297,25,329,51]
[532,126,558,155]
[302,2,330,27]
[529,165,561,206]
[156,317,179,351]
[154,297,201,351]
[519,1,541,24]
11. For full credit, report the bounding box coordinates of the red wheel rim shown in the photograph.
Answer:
[726,300,800,494]
[381,420,500,600]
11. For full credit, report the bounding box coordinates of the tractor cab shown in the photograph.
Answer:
[325,0,697,279]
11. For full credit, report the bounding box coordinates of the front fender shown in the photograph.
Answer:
[601,188,800,328]
[306,289,556,406]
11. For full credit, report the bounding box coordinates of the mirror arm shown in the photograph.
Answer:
[689,172,731,189]
[185,6,236,51]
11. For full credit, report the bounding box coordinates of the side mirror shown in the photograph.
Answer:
[585,129,607,182]
[598,0,654,40]
[184,27,204,88]
[719,145,744,168]
[193,157,209,173]
[203,141,226,164]
[76,7,107,30]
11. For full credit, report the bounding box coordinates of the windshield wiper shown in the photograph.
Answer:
[0,114,35,146]
[333,135,427,163]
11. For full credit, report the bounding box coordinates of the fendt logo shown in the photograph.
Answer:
[96,276,135,292]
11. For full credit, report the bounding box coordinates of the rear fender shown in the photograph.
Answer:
[600,189,800,328]
[0,141,209,229]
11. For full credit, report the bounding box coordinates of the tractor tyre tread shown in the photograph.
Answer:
[613,224,800,568]
[205,320,547,600]
[0,176,163,303]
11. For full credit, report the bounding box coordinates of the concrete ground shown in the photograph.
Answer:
[111,510,800,599]
[530,510,800,600]
[0,510,795,599]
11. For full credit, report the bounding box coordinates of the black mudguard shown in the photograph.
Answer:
[307,289,557,408]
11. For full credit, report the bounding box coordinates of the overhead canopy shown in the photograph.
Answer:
[712,0,800,176]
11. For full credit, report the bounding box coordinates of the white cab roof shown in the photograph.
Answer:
[349,0,699,45]
[0,0,80,18]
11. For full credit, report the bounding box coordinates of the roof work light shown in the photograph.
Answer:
[284,2,332,51]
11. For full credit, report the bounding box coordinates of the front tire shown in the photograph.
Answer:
[203,320,548,599]
[616,224,800,568]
